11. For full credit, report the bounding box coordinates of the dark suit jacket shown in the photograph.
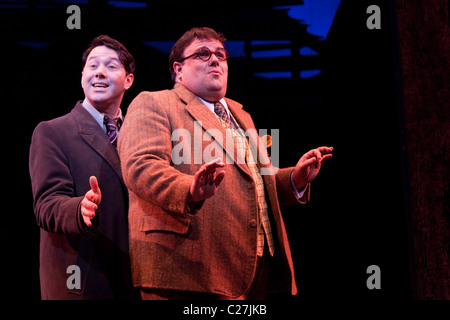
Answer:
[118,83,310,298]
[29,101,135,299]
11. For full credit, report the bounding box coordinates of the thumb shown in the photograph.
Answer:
[215,171,226,187]
[89,176,100,194]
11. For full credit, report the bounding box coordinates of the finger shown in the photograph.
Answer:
[81,197,97,213]
[195,165,207,180]
[321,154,333,163]
[207,158,223,165]
[82,215,92,227]
[317,146,334,155]
[205,164,225,175]
[204,159,225,171]
[313,149,322,162]
[214,171,226,187]
[89,176,100,194]
[302,157,317,167]
[297,157,316,169]
[302,149,318,159]
[85,189,101,206]
[84,190,96,202]
[81,206,95,221]
[193,167,209,188]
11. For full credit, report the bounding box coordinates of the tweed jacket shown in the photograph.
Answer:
[118,83,310,298]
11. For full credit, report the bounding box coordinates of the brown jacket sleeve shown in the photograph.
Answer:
[118,91,198,215]
[275,167,311,206]
[29,121,86,234]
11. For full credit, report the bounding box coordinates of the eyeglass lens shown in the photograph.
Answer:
[198,48,228,61]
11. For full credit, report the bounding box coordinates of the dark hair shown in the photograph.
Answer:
[169,27,226,82]
[81,35,135,75]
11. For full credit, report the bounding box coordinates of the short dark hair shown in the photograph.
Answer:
[169,27,227,82]
[81,35,135,75]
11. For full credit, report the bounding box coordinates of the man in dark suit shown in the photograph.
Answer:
[118,27,333,299]
[29,35,136,299]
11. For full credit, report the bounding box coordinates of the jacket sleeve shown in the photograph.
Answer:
[118,91,197,215]
[29,121,86,234]
[275,167,311,206]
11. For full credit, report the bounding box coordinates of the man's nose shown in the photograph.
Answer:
[209,53,220,66]
[95,66,106,78]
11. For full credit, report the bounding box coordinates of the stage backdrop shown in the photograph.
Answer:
[0,0,447,300]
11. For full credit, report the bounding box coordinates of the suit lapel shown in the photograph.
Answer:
[72,102,123,181]
[174,84,251,176]
[228,98,275,170]
[227,97,278,198]
[226,99,253,132]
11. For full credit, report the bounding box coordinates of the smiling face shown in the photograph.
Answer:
[173,39,228,102]
[81,45,134,116]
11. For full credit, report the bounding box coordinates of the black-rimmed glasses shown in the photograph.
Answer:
[179,47,230,62]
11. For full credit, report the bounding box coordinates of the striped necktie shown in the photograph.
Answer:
[103,115,122,147]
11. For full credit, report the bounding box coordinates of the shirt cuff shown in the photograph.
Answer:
[290,171,307,200]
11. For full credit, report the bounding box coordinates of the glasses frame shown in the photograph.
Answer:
[179,47,230,63]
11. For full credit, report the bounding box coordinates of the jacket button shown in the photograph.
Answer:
[250,219,257,228]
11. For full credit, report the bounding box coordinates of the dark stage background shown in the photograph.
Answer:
[1,0,448,303]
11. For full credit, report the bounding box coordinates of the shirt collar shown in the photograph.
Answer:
[198,97,230,117]
[81,99,123,132]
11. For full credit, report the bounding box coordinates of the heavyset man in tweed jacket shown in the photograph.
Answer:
[118,27,333,299]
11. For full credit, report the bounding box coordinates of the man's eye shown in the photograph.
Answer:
[216,52,225,59]
[198,51,209,58]
[89,64,97,69]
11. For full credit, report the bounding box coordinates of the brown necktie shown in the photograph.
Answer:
[214,102,233,128]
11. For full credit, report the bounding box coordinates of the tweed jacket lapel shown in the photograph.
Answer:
[226,97,279,198]
[174,84,253,177]
[72,102,123,180]
[227,96,276,173]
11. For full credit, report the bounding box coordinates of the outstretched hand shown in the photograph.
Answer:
[189,159,226,203]
[292,146,333,190]
[80,176,102,227]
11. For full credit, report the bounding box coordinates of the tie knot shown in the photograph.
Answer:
[214,101,232,128]
[103,115,122,147]
[104,115,122,131]
[213,101,226,115]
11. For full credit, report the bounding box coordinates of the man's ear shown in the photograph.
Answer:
[124,73,134,90]
[173,62,183,82]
